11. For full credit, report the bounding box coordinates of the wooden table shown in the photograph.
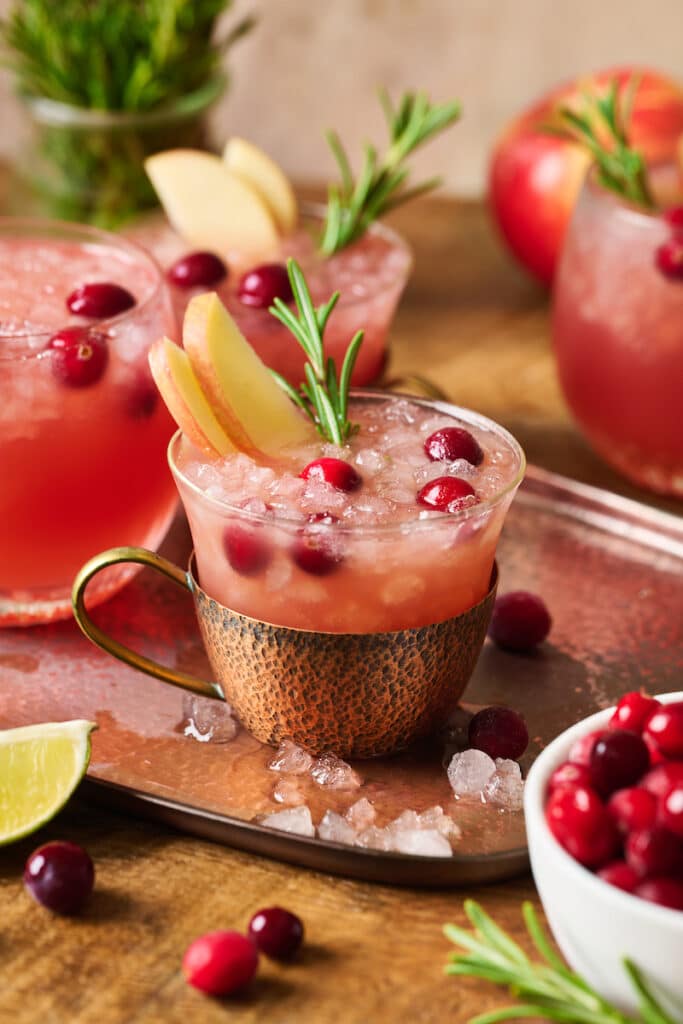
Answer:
[0,195,676,1024]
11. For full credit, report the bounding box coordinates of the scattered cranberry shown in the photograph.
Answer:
[625,826,683,878]
[223,524,271,577]
[597,860,639,893]
[300,458,361,493]
[589,730,650,797]
[423,427,483,466]
[548,760,593,793]
[609,691,660,734]
[655,238,683,279]
[658,783,683,838]
[292,530,342,576]
[489,591,552,653]
[644,702,683,759]
[634,877,683,911]
[642,761,683,799]
[416,476,477,512]
[663,206,683,233]
[607,787,657,835]
[66,281,135,318]
[47,327,108,387]
[23,841,94,915]
[248,907,304,960]
[183,930,258,996]
[568,729,605,767]
[168,252,227,289]
[468,706,529,761]
[545,784,618,868]
[238,263,292,308]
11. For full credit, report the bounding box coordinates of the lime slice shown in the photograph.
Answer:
[0,720,96,845]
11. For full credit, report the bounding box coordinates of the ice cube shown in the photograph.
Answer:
[317,810,357,845]
[483,758,524,811]
[272,778,306,806]
[354,447,388,473]
[182,694,238,744]
[447,748,496,798]
[391,829,453,857]
[345,797,376,831]
[268,739,314,775]
[260,806,314,837]
[355,826,394,851]
[417,806,462,840]
[310,752,362,790]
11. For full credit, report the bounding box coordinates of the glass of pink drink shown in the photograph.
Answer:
[0,219,178,625]
[552,168,683,496]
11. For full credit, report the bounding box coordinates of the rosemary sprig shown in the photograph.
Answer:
[319,89,461,255]
[444,901,677,1024]
[269,259,362,445]
[552,76,655,210]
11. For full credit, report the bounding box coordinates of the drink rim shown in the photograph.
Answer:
[167,391,527,536]
[584,161,678,228]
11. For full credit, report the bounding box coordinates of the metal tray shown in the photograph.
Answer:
[1,465,681,887]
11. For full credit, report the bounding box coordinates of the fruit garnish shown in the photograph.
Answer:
[47,327,108,387]
[300,457,362,492]
[183,930,258,996]
[24,840,94,915]
[66,282,135,318]
[424,427,483,466]
[168,252,228,289]
[247,906,304,960]
[238,263,293,308]
[655,237,683,279]
[416,476,477,511]
[0,720,95,845]
[320,89,461,255]
[223,138,298,234]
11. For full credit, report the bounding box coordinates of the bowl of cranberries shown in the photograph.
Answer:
[524,691,683,1016]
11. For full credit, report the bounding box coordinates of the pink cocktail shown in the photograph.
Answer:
[0,219,178,625]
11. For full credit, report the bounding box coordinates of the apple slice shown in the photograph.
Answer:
[144,149,279,255]
[149,336,234,457]
[183,292,316,459]
[223,137,297,234]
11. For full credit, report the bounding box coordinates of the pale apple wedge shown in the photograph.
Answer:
[223,137,297,234]
[182,293,317,458]
[149,336,234,457]
[144,149,279,254]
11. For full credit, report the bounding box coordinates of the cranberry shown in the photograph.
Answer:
[168,251,227,289]
[589,729,650,797]
[642,761,683,799]
[545,784,618,868]
[66,281,135,318]
[423,427,483,466]
[644,702,683,759]
[248,906,304,960]
[223,524,271,577]
[609,691,660,734]
[292,530,342,576]
[238,263,293,308]
[568,729,605,767]
[597,860,639,893]
[548,761,593,793]
[663,205,683,233]
[124,378,158,419]
[659,783,683,838]
[625,826,683,878]
[643,731,666,766]
[23,841,94,915]
[488,591,551,652]
[468,706,529,761]
[416,476,477,512]
[655,237,683,279]
[607,787,657,835]
[182,930,258,996]
[300,458,361,493]
[47,327,108,387]
[634,877,683,911]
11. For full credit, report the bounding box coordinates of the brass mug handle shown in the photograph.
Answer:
[71,547,224,701]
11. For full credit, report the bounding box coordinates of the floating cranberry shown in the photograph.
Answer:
[655,238,683,279]
[644,702,683,759]
[597,860,639,893]
[423,427,483,466]
[568,729,605,767]
[300,458,361,493]
[238,263,292,307]
[182,930,258,996]
[248,906,304,960]
[488,591,551,652]
[292,530,342,576]
[545,784,618,868]
[548,761,593,793]
[634,877,683,911]
[124,377,158,419]
[607,786,657,835]
[625,826,683,878]
[659,783,683,838]
[23,841,94,915]
[168,251,227,289]
[416,476,477,512]
[66,281,135,318]
[663,205,683,233]
[642,761,683,799]
[589,729,650,797]
[468,706,529,761]
[609,691,660,734]
[223,524,271,577]
[47,327,108,387]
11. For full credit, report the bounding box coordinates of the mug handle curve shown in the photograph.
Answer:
[71,546,224,701]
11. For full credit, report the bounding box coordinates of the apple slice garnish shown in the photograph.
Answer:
[144,149,279,255]
[223,137,297,234]
[182,292,316,459]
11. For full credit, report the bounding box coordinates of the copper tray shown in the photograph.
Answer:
[1,466,681,887]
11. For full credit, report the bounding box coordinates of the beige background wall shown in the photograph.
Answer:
[1,0,682,196]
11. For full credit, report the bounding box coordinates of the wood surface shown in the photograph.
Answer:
[0,194,674,1024]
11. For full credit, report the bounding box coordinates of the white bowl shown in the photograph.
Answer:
[524,691,683,1017]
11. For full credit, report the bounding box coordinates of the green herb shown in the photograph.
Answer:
[269,259,362,445]
[319,89,461,255]
[552,76,655,210]
[444,900,677,1024]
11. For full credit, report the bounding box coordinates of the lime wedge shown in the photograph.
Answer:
[0,720,96,845]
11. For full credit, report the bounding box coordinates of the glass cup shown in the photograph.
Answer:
[0,218,178,625]
[552,167,683,496]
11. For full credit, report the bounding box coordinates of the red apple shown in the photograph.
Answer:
[488,67,683,285]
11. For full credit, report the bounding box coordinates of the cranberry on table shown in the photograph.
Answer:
[548,760,593,794]
[47,327,108,387]
[644,701,683,759]
[66,281,135,318]
[223,524,271,577]
[168,251,228,289]
[183,930,258,996]
[609,691,660,734]
[23,841,94,915]
[416,476,477,512]
[588,729,651,797]
[488,591,552,653]
[300,458,361,493]
[468,706,529,761]
[634,877,683,912]
[423,427,483,466]
[248,906,304,960]
[655,237,683,279]
[606,786,657,835]
[238,263,293,308]
[545,784,618,868]
[597,860,639,893]
[625,825,683,878]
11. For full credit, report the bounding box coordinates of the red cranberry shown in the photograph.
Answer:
[643,731,666,766]
[182,930,258,996]
[423,427,483,466]
[625,826,683,878]
[548,761,593,793]
[568,729,605,767]
[545,784,618,868]
[644,702,683,759]
[589,729,650,797]
[642,761,683,799]
[609,691,660,734]
[23,841,94,915]
[659,783,683,838]
[468,706,529,761]
[597,860,639,893]
[223,524,271,577]
[663,205,683,233]
[300,458,361,493]
[47,327,108,387]
[655,237,683,279]
[66,281,135,318]
[124,378,158,419]
[168,251,227,289]
[416,476,477,512]
[238,263,293,308]
[488,591,551,652]
[247,906,304,960]
[607,787,657,835]
[634,877,683,911]
[292,530,342,576]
